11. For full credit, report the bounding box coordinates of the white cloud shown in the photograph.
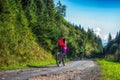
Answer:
[94,27,101,36]
[85,28,88,32]
[103,34,108,41]
[102,34,116,41]
[112,34,116,39]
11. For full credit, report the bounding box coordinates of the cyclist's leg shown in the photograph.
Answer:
[56,53,59,67]
[56,46,61,67]
[61,47,65,66]
[58,46,63,64]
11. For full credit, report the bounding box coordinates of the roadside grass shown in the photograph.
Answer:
[0,59,56,71]
[27,60,56,67]
[96,58,120,80]
[0,58,70,71]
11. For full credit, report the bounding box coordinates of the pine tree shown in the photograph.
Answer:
[55,0,66,17]
[108,33,112,42]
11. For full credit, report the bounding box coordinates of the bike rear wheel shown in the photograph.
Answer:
[56,52,65,67]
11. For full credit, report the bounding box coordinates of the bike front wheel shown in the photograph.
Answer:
[56,52,61,67]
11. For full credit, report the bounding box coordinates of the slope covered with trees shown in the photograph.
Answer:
[104,31,120,62]
[0,0,57,68]
[0,0,103,69]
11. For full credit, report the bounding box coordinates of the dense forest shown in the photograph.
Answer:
[104,32,120,62]
[0,0,103,68]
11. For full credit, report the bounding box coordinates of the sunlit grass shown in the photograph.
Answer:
[0,56,71,71]
[0,59,56,71]
[96,59,120,80]
[27,59,56,67]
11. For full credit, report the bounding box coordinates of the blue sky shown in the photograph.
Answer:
[54,0,120,41]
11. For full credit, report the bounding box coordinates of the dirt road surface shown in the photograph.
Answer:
[0,59,101,80]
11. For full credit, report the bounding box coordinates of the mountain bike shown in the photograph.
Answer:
[56,48,65,67]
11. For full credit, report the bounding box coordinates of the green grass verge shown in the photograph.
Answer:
[27,60,56,67]
[96,58,120,80]
[0,57,71,71]
[0,59,56,71]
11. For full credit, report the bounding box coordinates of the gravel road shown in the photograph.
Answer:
[0,59,101,80]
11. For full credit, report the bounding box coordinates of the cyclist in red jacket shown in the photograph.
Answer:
[58,37,65,52]
[58,37,68,55]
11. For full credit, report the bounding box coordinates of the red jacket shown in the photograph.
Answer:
[58,38,65,47]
